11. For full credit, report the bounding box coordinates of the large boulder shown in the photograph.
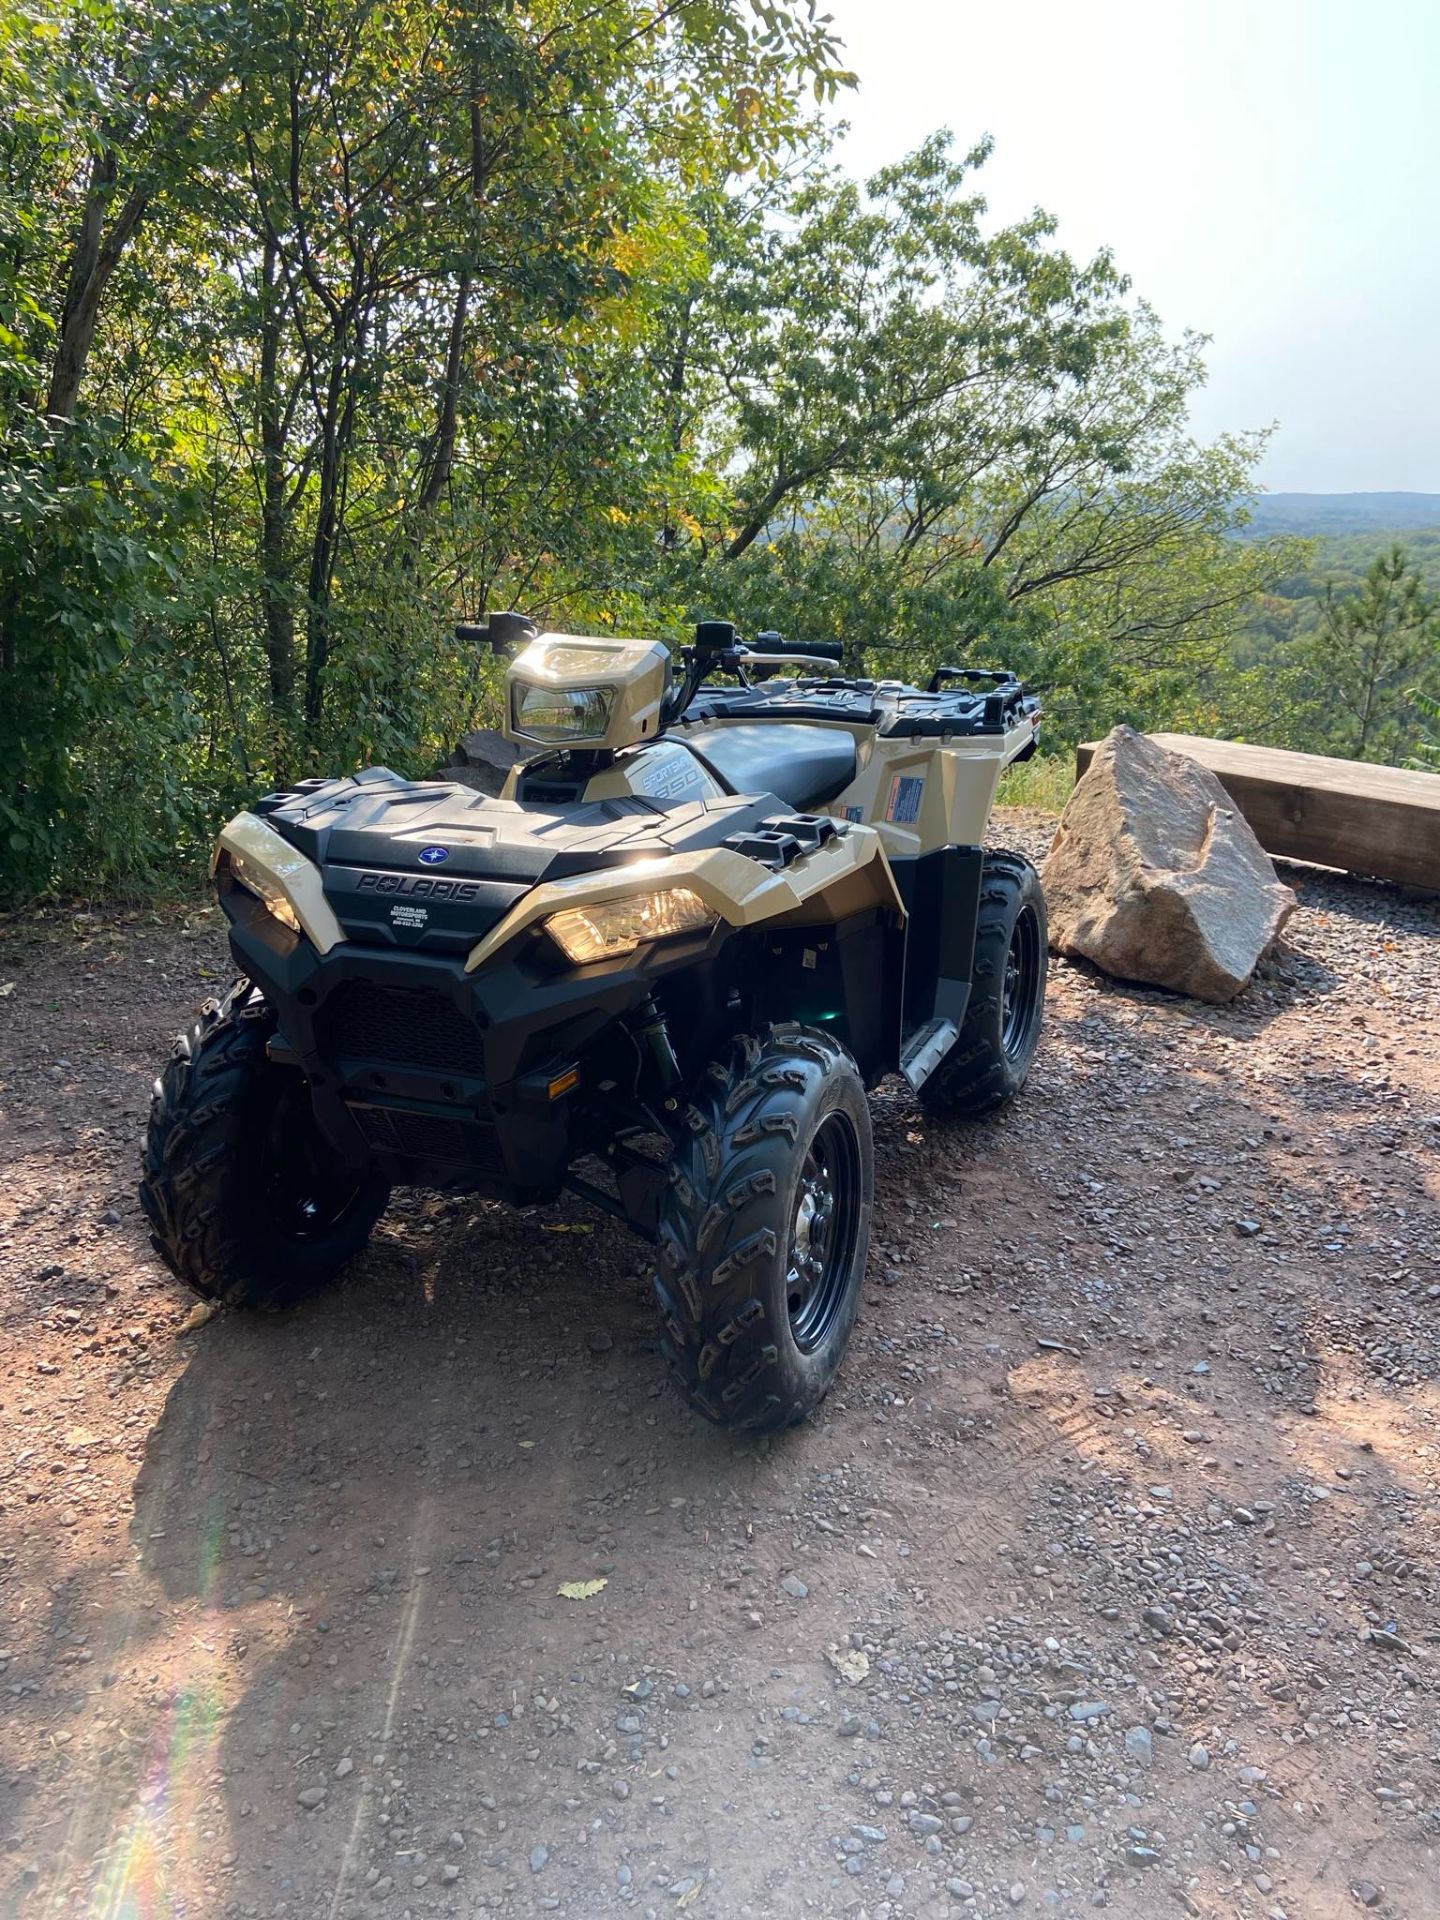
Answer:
[446,727,522,797]
[1043,726,1296,1002]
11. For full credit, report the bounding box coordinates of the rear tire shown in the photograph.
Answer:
[654,1025,874,1432]
[919,849,1047,1117]
[140,980,390,1308]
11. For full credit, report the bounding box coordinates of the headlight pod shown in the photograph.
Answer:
[225,848,303,935]
[544,888,718,964]
[511,679,614,744]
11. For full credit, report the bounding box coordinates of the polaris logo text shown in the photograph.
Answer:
[355,873,481,901]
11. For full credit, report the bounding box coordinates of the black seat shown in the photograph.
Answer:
[681,723,858,812]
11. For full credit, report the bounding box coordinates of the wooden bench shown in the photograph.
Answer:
[1074,733,1440,891]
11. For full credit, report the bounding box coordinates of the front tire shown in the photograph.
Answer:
[654,1025,874,1433]
[919,849,1047,1116]
[140,981,390,1309]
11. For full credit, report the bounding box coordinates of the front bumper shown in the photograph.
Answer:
[223,886,721,1198]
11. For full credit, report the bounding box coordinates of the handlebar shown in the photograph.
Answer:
[738,646,843,674]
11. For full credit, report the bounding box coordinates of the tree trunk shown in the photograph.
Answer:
[45,150,152,420]
[659,300,693,552]
[414,78,486,520]
[416,271,471,515]
[257,240,297,732]
[303,317,366,735]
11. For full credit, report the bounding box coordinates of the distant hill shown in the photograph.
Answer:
[1241,492,1440,537]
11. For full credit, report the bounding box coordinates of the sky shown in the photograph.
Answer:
[822,0,1440,493]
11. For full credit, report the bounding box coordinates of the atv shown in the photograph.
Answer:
[141,615,1047,1431]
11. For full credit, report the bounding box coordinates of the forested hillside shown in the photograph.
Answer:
[1230,528,1440,765]
[0,0,1431,901]
[1242,492,1440,536]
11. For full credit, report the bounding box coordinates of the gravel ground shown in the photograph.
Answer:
[2,813,1439,1920]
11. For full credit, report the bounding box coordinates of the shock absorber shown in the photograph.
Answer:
[632,993,682,1104]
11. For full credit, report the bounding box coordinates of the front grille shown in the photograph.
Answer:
[350,1102,505,1171]
[316,979,486,1076]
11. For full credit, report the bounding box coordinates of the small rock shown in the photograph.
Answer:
[1367,1627,1408,1652]
[1009,1883,1027,1906]
[334,1757,353,1779]
[588,1330,613,1353]
[530,1846,549,1874]
[779,1574,809,1600]
[1126,1846,1161,1867]
[1188,1743,1211,1770]
[1068,1701,1109,1722]
[1124,1726,1153,1768]
[1235,1219,1261,1238]
[1353,1884,1381,1909]
[908,1813,943,1837]
[297,1787,326,1809]
[1141,1606,1172,1634]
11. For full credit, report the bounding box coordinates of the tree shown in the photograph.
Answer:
[653,136,1293,733]
[1407,691,1440,772]
[1295,544,1439,763]
[0,0,854,894]
[0,5,1304,901]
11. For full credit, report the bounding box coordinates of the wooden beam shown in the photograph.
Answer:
[1074,733,1440,891]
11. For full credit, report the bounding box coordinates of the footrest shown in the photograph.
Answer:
[900,1017,958,1092]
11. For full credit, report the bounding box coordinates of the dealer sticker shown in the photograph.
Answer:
[390,903,428,930]
[885,774,925,825]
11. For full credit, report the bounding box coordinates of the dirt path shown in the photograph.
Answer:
[2,819,1439,1920]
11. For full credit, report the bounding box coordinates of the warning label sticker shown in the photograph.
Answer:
[885,774,925,825]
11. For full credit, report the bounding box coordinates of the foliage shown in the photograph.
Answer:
[0,0,1306,895]
[1235,541,1440,764]
[1403,690,1440,772]
[649,140,1295,746]
[0,415,211,892]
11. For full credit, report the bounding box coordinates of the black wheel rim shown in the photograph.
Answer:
[786,1111,863,1353]
[260,1078,370,1244]
[1001,903,1044,1062]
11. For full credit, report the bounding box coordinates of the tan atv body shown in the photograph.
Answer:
[146,614,1047,1434]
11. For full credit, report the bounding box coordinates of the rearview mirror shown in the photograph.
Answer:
[455,610,538,656]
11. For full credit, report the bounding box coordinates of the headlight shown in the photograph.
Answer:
[226,849,303,935]
[511,680,614,743]
[544,888,718,964]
